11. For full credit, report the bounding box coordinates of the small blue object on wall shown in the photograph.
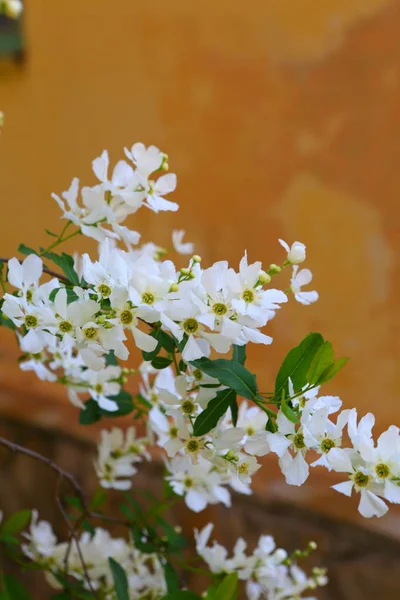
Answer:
[0,10,24,60]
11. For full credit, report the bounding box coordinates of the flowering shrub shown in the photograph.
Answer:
[0,139,398,599]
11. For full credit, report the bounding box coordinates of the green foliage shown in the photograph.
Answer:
[0,510,31,540]
[161,592,202,600]
[163,561,180,593]
[42,251,81,286]
[17,244,38,256]
[48,287,79,304]
[232,344,246,365]
[190,358,257,400]
[109,558,130,600]
[213,573,239,600]
[151,356,173,370]
[142,328,176,361]
[0,574,32,600]
[79,390,134,425]
[274,333,324,400]
[193,388,236,436]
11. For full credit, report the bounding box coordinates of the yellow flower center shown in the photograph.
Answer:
[98,284,112,298]
[213,302,228,316]
[242,289,254,303]
[183,318,199,335]
[120,310,133,325]
[141,292,155,305]
[59,321,73,333]
[24,315,38,328]
[83,327,98,340]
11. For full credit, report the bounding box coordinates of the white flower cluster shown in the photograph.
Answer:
[22,512,167,599]
[19,512,324,600]
[96,427,150,490]
[52,143,177,247]
[195,524,327,600]
[0,0,22,18]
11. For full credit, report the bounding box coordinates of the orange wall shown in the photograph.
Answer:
[1,0,400,432]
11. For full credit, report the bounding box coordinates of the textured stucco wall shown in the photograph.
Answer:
[1,0,400,534]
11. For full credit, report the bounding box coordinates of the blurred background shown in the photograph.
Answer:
[1,1,400,597]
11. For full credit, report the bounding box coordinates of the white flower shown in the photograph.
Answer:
[290,266,319,305]
[6,254,43,301]
[96,427,149,489]
[266,411,310,486]
[172,230,194,255]
[328,448,389,518]
[3,0,23,18]
[279,239,306,265]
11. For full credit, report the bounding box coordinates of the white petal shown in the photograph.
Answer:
[282,452,309,486]
[7,258,23,289]
[358,490,388,518]
[331,480,353,497]
[131,326,158,352]
[23,254,43,288]
[327,448,353,473]
[155,173,177,195]
[92,150,109,182]
[185,489,208,513]
[384,480,400,504]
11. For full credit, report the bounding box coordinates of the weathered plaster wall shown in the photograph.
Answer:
[1,0,400,537]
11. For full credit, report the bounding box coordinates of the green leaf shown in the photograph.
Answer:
[43,251,80,285]
[79,399,101,425]
[178,359,187,372]
[215,573,239,600]
[0,510,31,537]
[131,524,155,553]
[90,488,107,510]
[280,390,298,424]
[274,333,324,400]
[45,229,58,237]
[108,558,130,600]
[190,358,257,400]
[157,518,187,553]
[161,593,202,600]
[49,287,78,304]
[105,350,119,366]
[0,574,32,600]
[142,329,176,361]
[319,357,349,384]
[230,395,239,426]
[103,390,134,416]
[193,388,236,436]
[151,356,173,370]
[163,561,180,593]
[232,344,246,365]
[17,244,38,256]
[307,341,334,385]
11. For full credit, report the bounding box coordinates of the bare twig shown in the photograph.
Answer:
[0,435,131,597]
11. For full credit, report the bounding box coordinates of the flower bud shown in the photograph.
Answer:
[192,255,201,263]
[268,263,281,275]
[287,241,306,265]
[180,268,190,276]
[169,282,179,292]
[257,271,271,285]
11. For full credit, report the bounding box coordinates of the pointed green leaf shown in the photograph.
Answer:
[193,388,236,436]
[163,561,180,593]
[161,593,202,600]
[307,341,334,385]
[319,357,349,383]
[151,357,173,370]
[215,572,239,600]
[43,252,80,285]
[191,358,257,400]
[109,558,130,600]
[1,574,31,600]
[17,244,38,256]
[0,510,31,537]
[232,344,246,365]
[274,333,324,400]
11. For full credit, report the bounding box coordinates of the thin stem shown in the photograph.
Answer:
[171,349,180,376]
[39,221,71,255]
